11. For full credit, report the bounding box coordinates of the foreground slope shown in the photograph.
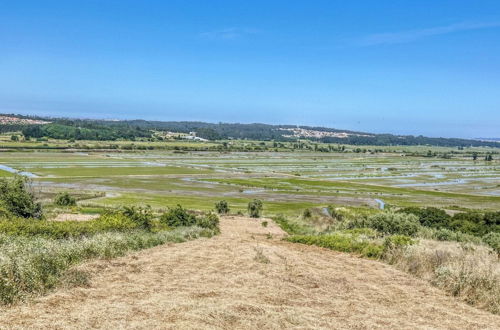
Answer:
[1,217,499,329]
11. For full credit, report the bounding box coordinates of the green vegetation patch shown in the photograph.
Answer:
[32,165,212,177]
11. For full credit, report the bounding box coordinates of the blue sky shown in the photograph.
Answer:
[1,1,499,138]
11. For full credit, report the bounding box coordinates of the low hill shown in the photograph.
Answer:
[2,113,500,148]
[1,217,498,328]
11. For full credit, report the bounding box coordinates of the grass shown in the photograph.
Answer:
[31,165,213,177]
[0,170,14,177]
[385,239,500,314]
[0,226,216,305]
[0,214,138,239]
[90,192,318,216]
[286,233,384,258]
[279,208,500,315]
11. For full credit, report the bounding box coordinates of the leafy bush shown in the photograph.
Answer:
[0,176,42,219]
[160,205,197,227]
[449,211,500,236]
[383,235,415,250]
[215,200,230,214]
[360,211,421,236]
[399,207,450,228]
[482,232,500,254]
[121,206,154,230]
[248,199,263,218]
[54,192,77,207]
[302,208,312,218]
[195,212,220,232]
[432,228,482,244]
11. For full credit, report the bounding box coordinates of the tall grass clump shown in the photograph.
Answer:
[385,239,500,314]
[0,226,216,305]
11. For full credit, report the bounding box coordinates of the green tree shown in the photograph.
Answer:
[0,176,43,219]
[248,199,263,218]
[215,200,230,214]
[160,204,197,227]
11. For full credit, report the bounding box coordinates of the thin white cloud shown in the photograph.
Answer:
[199,27,260,40]
[357,21,500,46]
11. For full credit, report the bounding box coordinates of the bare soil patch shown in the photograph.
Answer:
[1,216,499,329]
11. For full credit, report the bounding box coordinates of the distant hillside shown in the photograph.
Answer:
[2,113,499,148]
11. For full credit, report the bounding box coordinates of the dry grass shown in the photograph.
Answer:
[385,239,500,314]
[51,213,99,222]
[0,216,499,329]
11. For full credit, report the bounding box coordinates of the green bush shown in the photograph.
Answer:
[433,228,482,244]
[449,211,500,236]
[215,200,230,214]
[360,211,421,236]
[302,208,312,218]
[54,192,77,207]
[160,205,197,227]
[248,199,263,218]
[195,212,220,232]
[121,206,154,230]
[0,176,42,219]
[483,232,500,254]
[399,207,450,228]
[383,235,415,250]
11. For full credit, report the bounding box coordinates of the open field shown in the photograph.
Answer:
[1,216,498,329]
[0,148,498,213]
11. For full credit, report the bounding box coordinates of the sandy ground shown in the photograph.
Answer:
[1,216,499,329]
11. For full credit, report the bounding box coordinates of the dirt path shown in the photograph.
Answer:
[1,216,499,329]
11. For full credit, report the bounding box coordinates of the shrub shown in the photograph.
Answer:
[160,205,197,227]
[383,235,415,250]
[0,176,42,219]
[54,192,77,207]
[482,232,500,254]
[362,211,421,236]
[327,206,344,221]
[215,200,230,214]
[399,207,450,228]
[432,228,482,244]
[248,199,263,218]
[302,208,312,218]
[121,206,153,230]
[195,212,220,232]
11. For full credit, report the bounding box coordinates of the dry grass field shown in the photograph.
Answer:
[1,217,499,329]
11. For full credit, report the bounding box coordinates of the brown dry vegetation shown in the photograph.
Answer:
[1,216,499,329]
[51,213,100,222]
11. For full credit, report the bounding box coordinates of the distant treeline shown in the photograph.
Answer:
[318,134,500,148]
[0,124,26,134]
[2,114,499,148]
[22,121,151,141]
